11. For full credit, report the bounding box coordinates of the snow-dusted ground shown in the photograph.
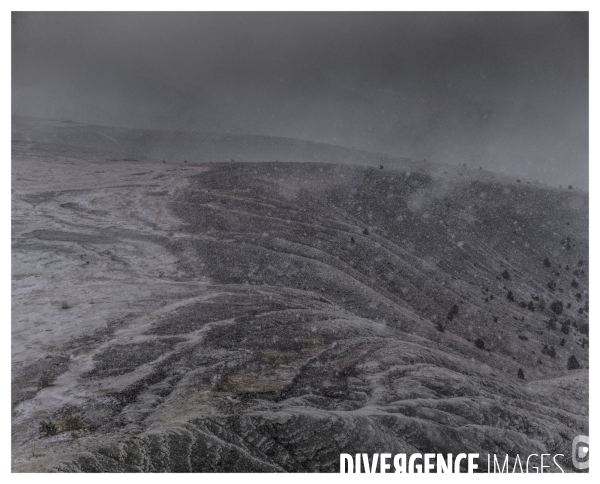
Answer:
[11,122,588,472]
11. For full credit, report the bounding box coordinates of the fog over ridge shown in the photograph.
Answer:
[12,12,588,189]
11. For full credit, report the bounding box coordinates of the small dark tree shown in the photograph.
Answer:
[543,257,552,267]
[560,338,566,347]
[567,355,581,370]
[550,300,563,315]
[506,291,515,302]
[571,279,579,288]
[501,269,511,280]
[579,323,589,336]
[527,301,536,312]
[39,420,57,437]
[447,304,459,320]
[436,322,445,332]
[474,338,485,350]
[575,292,582,302]
[547,346,557,358]
[519,301,527,309]
[350,237,355,244]
[363,228,369,235]
[565,236,572,250]
[546,318,557,331]
[547,281,556,291]
[560,322,570,335]
[517,368,525,379]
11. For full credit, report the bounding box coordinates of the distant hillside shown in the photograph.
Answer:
[12,115,408,167]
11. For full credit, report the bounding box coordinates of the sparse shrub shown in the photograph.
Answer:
[547,281,556,291]
[61,300,71,310]
[550,300,563,315]
[39,420,57,437]
[527,301,535,312]
[576,292,582,302]
[493,316,498,323]
[547,346,556,358]
[567,355,581,370]
[37,374,53,390]
[517,368,525,379]
[350,237,355,244]
[474,338,485,350]
[579,323,589,336]
[501,269,510,280]
[506,291,515,302]
[518,335,529,341]
[538,298,546,311]
[560,322,570,335]
[560,338,566,347]
[571,279,579,288]
[363,228,369,235]
[546,318,557,331]
[60,414,83,432]
[519,301,527,309]
[436,322,445,332]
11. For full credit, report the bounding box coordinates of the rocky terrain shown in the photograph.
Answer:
[12,119,588,472]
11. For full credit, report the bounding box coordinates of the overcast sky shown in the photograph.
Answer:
[12,12,588,188]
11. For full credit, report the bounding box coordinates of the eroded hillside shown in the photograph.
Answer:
[12,136,588,472]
